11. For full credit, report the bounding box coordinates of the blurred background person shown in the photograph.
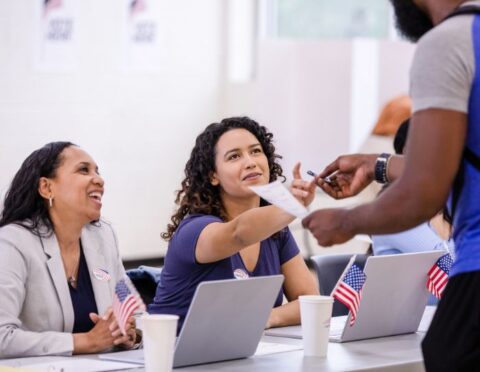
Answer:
[371,95,412,136]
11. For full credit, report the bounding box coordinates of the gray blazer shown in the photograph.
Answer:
[0,220,126,358]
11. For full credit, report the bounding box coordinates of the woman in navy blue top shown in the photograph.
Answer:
[149,117,319,331]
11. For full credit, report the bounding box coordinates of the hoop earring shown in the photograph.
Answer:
[49,197,53,208]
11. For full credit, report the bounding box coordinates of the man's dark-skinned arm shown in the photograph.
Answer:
[302,108,467,247]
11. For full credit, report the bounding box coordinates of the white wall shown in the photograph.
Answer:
[378,40,416,106]
[254,40,353,175]
[225,38,415,177]
[0,1,417,260]
[0,0,224,259]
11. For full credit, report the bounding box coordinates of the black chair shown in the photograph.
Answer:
[126,265,163,306]
[310,254,369,316]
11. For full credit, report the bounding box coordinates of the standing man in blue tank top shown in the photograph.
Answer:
[301,1,480,370]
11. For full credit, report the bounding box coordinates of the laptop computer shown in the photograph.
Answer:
[100,275,284,367]
[266,251,443,343]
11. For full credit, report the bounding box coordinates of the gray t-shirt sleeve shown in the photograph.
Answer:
[410,15,476,114]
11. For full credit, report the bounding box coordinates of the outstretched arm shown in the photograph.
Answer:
[196,163,317,264]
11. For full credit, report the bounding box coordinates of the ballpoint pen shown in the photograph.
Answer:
[307,170,337,185]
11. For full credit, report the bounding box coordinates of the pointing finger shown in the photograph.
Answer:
[292,162,301,180]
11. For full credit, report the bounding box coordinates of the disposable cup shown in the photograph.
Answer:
[299,295,334,357]
[141,314,179,372]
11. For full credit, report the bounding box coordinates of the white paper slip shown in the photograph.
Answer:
[254,341,302,356]
[264,325,303,339]
[249,180,309,218]
[22,358,138,372]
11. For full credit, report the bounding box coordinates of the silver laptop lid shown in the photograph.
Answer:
[173,275,284,367]
[338,250,443,342]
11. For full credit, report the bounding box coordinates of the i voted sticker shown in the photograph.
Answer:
[234,268,249,280]
[93,268,111,281]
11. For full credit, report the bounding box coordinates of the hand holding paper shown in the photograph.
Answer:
[249,180,309,218]
[249,163,316,219]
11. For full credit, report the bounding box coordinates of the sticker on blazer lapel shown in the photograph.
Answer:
[93,268,111,281]
[234,268,249,280]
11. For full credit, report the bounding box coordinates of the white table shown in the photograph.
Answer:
[0,333,426,372]
[1,308,435,372]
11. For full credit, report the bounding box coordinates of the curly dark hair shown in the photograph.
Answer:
[0,141,75,234]
[162,116,285,240]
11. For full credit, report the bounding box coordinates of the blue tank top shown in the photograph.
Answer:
[450,15,480,277]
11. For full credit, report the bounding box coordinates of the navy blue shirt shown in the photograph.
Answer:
[69,245,98,333]
[148,214,300,332]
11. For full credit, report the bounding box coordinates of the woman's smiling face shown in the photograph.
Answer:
[46,146,105,224]
[211,128,270,199]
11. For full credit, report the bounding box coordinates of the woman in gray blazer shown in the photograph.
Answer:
[0,142,137,358]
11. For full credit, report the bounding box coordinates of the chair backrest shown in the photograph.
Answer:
[310,254,369,316]
[126,265,163,306]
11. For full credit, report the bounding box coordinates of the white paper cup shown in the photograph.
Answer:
[141,314,179,372]
[299,295,334,357]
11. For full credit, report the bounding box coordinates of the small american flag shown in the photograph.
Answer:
[426,253,453,299]
[332,264,367,326]
[113,279,144,335]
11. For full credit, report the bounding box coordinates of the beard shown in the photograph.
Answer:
[390,0,434,42]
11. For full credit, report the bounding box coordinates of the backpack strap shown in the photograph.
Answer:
[444,5,480,21]
[465,147,480,170]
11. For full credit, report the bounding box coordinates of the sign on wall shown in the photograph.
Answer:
[34,0,79,72]
[120,0,162,72]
